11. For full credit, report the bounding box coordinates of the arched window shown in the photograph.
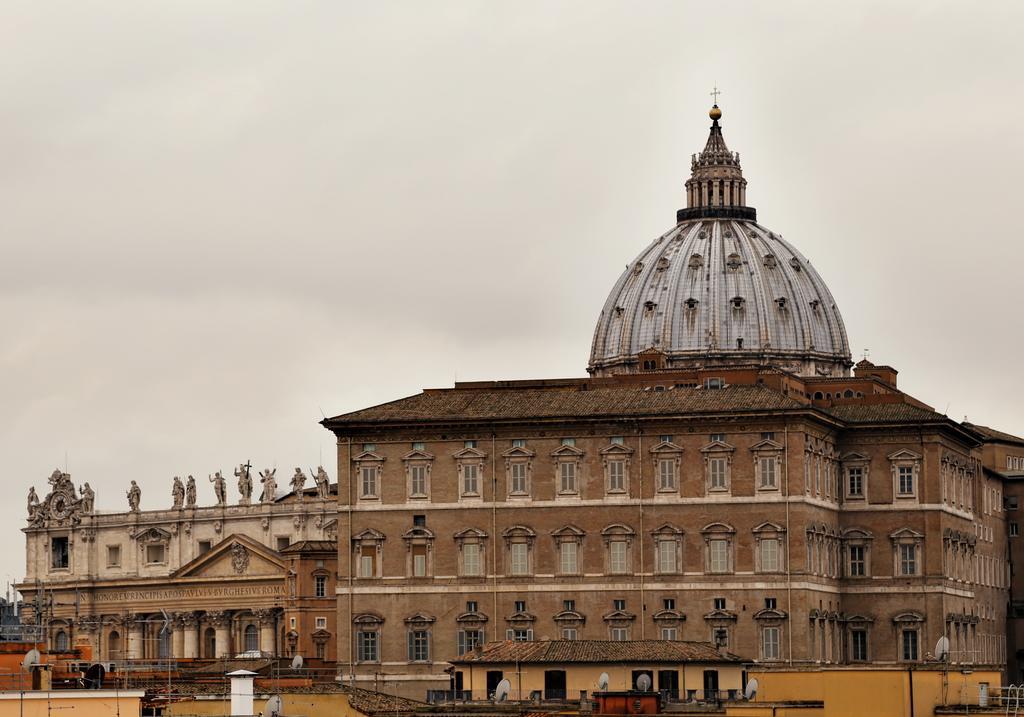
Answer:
[203,627,216,658]
[158,629,171,658]
[108,630,121,659]
[244,624,259,653]
[54,630,69,652]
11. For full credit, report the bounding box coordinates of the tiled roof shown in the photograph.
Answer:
[141,682,427,713]
[823,403,947,425]
[280,540,336,554]
[342,685,429,714]
[450,640,743,665]
[963,422,1024,447]
[325,385,804,426]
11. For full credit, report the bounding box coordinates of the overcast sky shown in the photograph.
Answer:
[3,1,1023,589]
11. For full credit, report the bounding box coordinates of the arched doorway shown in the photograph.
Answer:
[203,627,216,658]
[108,630,121,660]
[244,624,259,653]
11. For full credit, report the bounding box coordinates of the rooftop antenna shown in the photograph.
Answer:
[861,348,870,361]
[744,678,759,701]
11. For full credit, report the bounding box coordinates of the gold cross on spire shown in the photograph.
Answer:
[710,85,721,104]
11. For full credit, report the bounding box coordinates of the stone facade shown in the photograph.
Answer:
[18,467,338,663]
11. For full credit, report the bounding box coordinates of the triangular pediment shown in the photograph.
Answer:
[652,609,686,622]
[551,524,585,538]
[752,521,786,534]
[700,440,735,453]
[890,527,924,540]
[750,438,784,451]
[650,440,683,454]
[842,451,869,462]
[501,446,536,459]
[600,443,635,456]
[402,449,435,462]
[353,450,384,462]
[602,609,636,622]
[173,534,286,579]
[132,526,173,543]
[453,446,487,460]
[550,444,584,457]
[887,449,922,461]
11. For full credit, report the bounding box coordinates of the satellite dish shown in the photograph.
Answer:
[22,649,41,669]
[744,678,759,701]
[494,679,511,702]
[597,672,610,691]
[84,663,105,689]
[266,694,283,717]
[636,674,652,692]
[935,636,950,662]
[291,654,304,670]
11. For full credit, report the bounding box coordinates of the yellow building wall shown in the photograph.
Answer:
[166,692,353,717]
[743,668,1002,717]
[0,691,144,717]
[457,662,745,700]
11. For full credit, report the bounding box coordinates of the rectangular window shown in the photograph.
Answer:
[314,575,327,598]
[563,599,575,611]
[765,597,777,610]
[663,598,676,610]
[464,440,477,449]
[412,545,428,576]
[710,433,725,443]
[760,539,779,572]
[106,545,121,568]
[660,435,673,444]
[561,628,578,640]
[848,467,864,497]
[510,462,528,494]
[1012,523,1020,538]
[198,540,212,555]
[412,441,425,451]
[358,546,376,577]
[146,544,165,564]
[315,616,327,629]
[362,443,376,452]
[762,626,780,660]
[467,601,478,612]
[899,544,917,575]
[512,439,526,448]
[848,545,866,576]
[709,458,727,490]
[514,600,526,613]
[463,543,482,576]
[608,460,626,492]
[560,462,577,493]
[658,540,677,573]
[661,627,678,640]
[410,465,427,496]
[901,629,918,661]
[560,438,576,447]
[613,599,626,611]
[610,627,629,641]
[408,630,430,661]
[510,543,529,575]
[510,628,532,642]
[51,537,69,569]
[610,436,625,445]
[609,541,628,574]
[360,466,377,498]
[713,597,726,610]
[851,630,868,661]
[357,631,378,662]
[897,466,914,496]
[759,457,777,488]
[709,539,729,573]
[559,542,578,574]
[462,464,480,495]
[761,432,776,441]
[458,629,484,655]
[659,459,676,491]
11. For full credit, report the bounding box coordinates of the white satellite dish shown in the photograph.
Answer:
[636,674,652,692]
[935,636,950,662]
[597,672,610,691]
[291,654,304,670]
[744,678,759,701]
[22,649,41,669]
[265,694,283,717]
[494,679,511,702]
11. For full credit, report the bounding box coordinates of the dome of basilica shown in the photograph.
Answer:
[588,105,852,378]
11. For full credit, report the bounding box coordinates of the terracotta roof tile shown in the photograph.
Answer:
[325,385,803,426]
[450,640,743,665]
[963,422,1024,447]
[823,403,946,424]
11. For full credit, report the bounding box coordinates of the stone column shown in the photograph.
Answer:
[209,611,231,658]
[171,614,185,658]
[256,609,276,656]
[126,616,144,661]
[181,613,199,659]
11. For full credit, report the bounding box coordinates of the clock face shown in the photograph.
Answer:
[50,493,69,519]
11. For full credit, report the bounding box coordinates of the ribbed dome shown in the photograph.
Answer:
[588,103,852,378]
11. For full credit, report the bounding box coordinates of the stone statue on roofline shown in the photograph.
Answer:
[314,466,330,500]
[235,464,253,505]
[291,468,306,500]
[171,476,185,509]
[259,468,277,503]
[209,471,227,506]
[126,481,141,512]
[79,482,95,513]
[185,475,197,507]
[27,487,40,519]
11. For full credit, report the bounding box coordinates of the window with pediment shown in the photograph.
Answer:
[502,445,535,499]
[405,613,435,663]
[402,449,433,500]
[503,525,536,577]
[353,613,383,663]
[842,452,869,502]
[888,450,921,501]
[751,438,783,491]
[651,524,683,575]
[602,524,635,575]
[352,528,385,578]
[134,527,172,566]
[551,525,585,575]
[551,444,584,497]
[454,528,487,577]
[701,439,734,494]
[601,442,634,495]
[403,526,434,578]
[353,450,385,501]
[893,612,924,661]
[702,523,735,574]
[453,446,486,500]
[890,528,923,576]
[753,522,786,573]
[841,528,873,578]
[650,439,683,493]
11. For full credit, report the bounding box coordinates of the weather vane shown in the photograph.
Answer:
[710,85,721,104]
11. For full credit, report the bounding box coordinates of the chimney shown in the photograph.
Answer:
[228,669,257,716]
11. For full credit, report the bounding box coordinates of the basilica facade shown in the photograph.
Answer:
[322,104,1014,696]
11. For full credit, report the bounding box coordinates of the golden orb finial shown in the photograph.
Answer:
[709,105,722,121]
